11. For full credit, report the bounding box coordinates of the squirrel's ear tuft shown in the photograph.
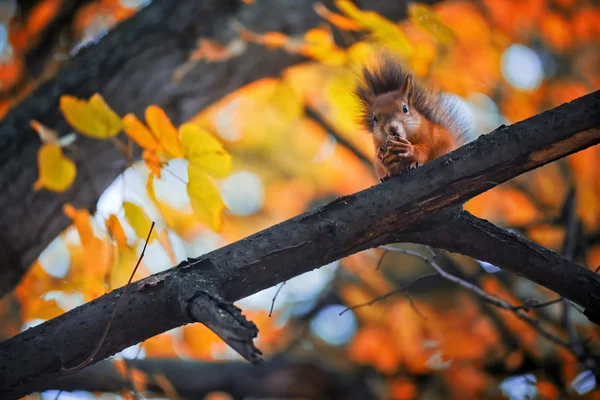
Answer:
[400,74,414,103]
[356,86,375,109]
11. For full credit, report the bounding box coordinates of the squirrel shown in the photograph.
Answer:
[355,53,474,181]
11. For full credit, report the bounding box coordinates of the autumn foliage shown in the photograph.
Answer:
[1,0,600,398]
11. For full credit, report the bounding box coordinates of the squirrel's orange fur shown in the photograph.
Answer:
[355,53,473,181]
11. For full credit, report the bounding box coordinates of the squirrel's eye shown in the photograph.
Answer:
[402,104,409,114]
[373,115,378,123]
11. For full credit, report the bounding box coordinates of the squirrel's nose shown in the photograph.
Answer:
[386,124,399,136]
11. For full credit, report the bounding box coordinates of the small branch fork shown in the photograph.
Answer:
[344,244,600,374]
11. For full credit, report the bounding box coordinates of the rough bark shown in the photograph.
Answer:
[0,0,423,297]
[405,209,600,324]
[1,90,598,400]
[50,357,375,399]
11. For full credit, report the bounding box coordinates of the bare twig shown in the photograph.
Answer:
[381,246,574,350]
[61,222,156,374]
[375,249,388,270]
[269,281,286,317]
[510,298,563,312]
[340,273,437,318]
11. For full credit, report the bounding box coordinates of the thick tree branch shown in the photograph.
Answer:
[404,210,600,325]
[0,90,598,399]
[50,357,375,399]
[0,0,421,297]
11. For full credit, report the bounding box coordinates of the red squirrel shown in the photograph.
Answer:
[355,54,474,181]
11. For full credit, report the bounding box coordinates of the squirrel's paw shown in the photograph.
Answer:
[381,150,409,165]
[385,138,414,158]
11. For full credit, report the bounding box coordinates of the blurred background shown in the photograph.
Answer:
[0,0,599,398]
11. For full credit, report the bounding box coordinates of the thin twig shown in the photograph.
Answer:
[61,222,155,374]
[376,249,388,270]
[340,273,437,318]
[382,246,574,349]
[269,281,286,317]
[510,298,563,312]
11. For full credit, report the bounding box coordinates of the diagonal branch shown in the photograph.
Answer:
[403,209,600,325]
[0,91,599,399]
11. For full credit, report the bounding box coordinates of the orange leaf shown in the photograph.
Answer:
[21,298,64,321]
[27,0,62,37]
[313,3,361,31]
[0,58,23,92]
[588,246,600,271]
[181,324,225,359]
[153,374,180,400]
[349,326,400,373]
[527,224,565,250]
[122,113,161,152]
[145,106,184,158]
[253,31,290,49]
[536,381,559,399]
[190,39,242,62]
[64,204,114,298]
[540,11,573,50]
[30,120,59,143]
[113,360,148,393]
[105,214,128,248]
[64,204,94,246]
[390,378,417,400]
[142,150,163,177]
[143,333,178,358]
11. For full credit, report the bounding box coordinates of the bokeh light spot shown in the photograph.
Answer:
[501,44,544,90]
[310,304,357,346]
[220,171,265,216]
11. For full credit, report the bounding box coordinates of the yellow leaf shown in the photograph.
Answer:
[264,80,304,131]
[300,28,347,65]
[187,166,226,232]
[180,123,232,178]
[408,3,456,45]
[123,202,158,241]
[59,93,123,139]
[105,214,128,248]
[145,105,184,159]
[33,143,76,192]
[146,174,204,239]
[334,0,413,56]
[122,113,161,152]
[108,246,138,289]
